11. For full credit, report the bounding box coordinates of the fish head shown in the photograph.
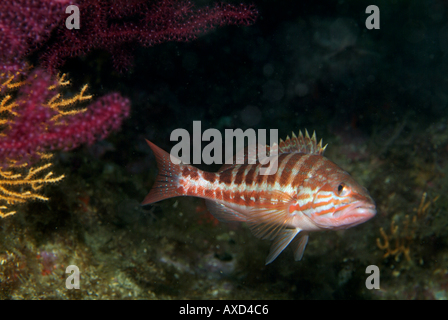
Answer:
[308,171,376,230]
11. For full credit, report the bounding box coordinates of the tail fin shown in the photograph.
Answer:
[142,139,184,205]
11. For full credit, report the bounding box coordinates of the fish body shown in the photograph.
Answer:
[142,130,376,264]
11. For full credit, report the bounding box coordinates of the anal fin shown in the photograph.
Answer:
[205,200,247,223]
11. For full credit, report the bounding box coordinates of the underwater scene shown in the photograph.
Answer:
[1,0,448,300]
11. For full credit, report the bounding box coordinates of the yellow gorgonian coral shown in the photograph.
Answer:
[0,69,92,218]
[0,160,64,218]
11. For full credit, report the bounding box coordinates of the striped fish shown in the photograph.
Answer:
[142,130,376,264]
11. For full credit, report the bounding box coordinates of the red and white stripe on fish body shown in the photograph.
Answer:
[142,130,376,264]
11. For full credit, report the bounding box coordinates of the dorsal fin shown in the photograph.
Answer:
[218,129,327,170]
[268,129,327,156]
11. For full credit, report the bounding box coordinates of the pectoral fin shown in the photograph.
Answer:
[246,190,295,241]
[265,228,300,265]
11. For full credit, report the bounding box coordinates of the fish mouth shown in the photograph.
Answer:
[352,202,376,216]
[333,201,377,229]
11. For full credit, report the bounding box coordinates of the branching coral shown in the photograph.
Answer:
[376,215,415,262]
[0,161,64,218]
[0,69,129,217]
[376,192,439,262]
[0,70,87,217]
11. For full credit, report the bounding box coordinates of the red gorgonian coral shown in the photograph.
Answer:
[0,0,258,73]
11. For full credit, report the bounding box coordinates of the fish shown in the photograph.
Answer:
[142,130,376,264]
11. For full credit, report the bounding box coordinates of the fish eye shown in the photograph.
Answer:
[337,183,349,196]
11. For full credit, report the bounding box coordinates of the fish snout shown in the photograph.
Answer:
[331,200,376,229]
[354,201,377,216]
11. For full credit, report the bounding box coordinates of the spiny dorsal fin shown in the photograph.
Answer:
[219,130,327,169]
[268,129,327,156]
